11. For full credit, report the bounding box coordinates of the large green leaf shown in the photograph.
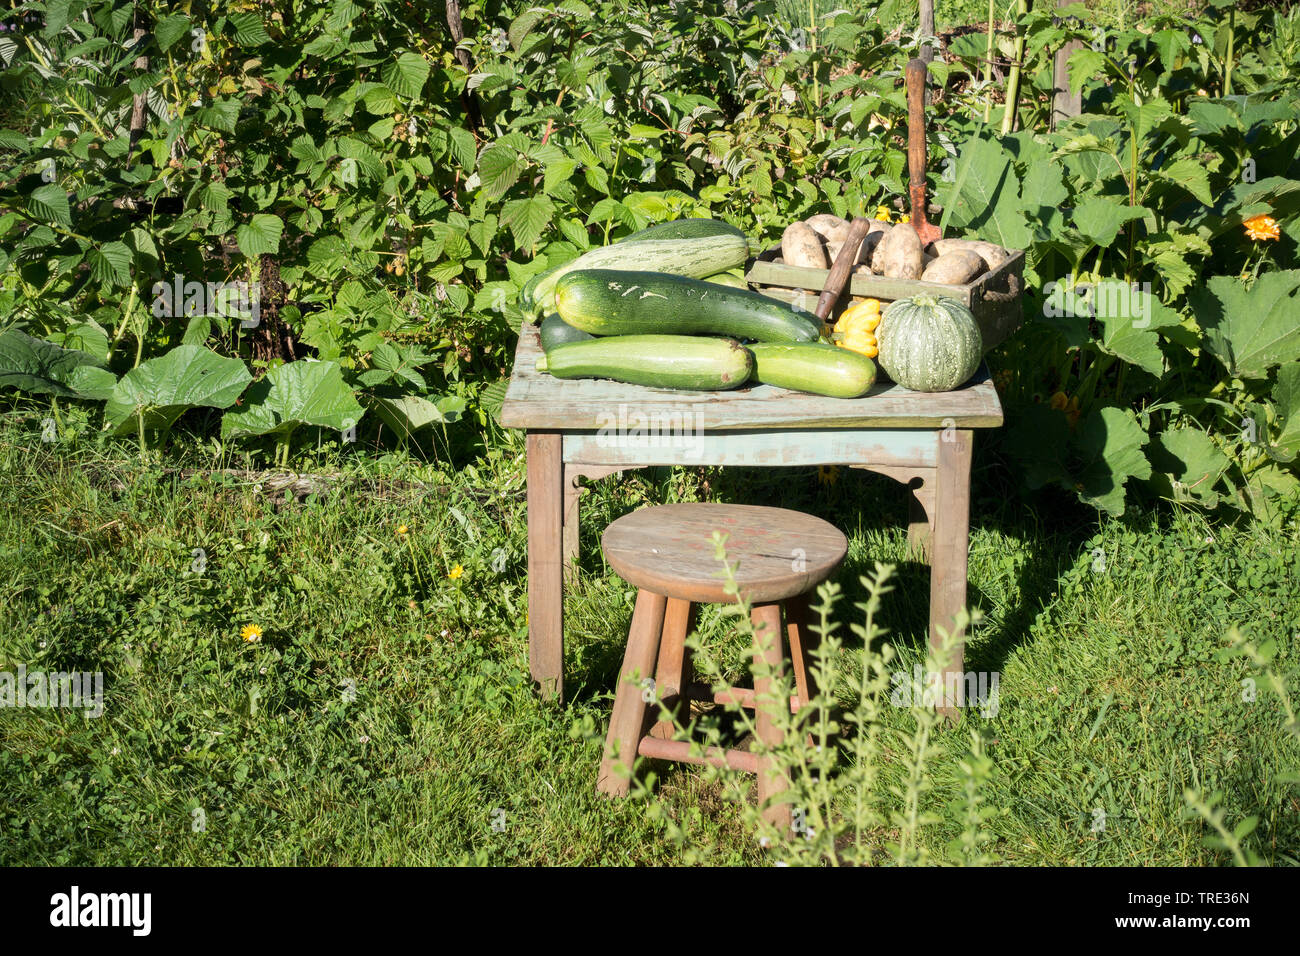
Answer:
[934,135,1031,250]
[1193,271,1300,379]
[1092,279,1182,376]
[1072,197,1147,249]
[105,346,251,437]
[1149,426,1230,505]
[221,360,364,441]
[1269,362,1300,462]
[0,329,106,398]
[1073,406,1152,515]
[369,392,464,442]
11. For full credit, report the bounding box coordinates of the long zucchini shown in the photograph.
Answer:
[539,313,594,352]
[703,271,750,290]
[620,218,746,242]
[747,342,878,398]
[535,334,753,390]
[525,235,749,321]
[555,269,820,343]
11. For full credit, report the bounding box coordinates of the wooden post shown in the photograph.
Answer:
[526,432,564,700]
[1051,0,1083,129]
[919,0,936,64]
[929,429,973,720]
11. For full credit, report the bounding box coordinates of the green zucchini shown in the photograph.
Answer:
[703,271,750,290]
[535,334,753,390]
[620,218,746,243]
[555,269,820,343]
[746,342,878,398]
[539,313,594,352]
[527,235,749,321]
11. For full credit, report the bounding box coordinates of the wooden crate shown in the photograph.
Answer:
[745,244,1026,352]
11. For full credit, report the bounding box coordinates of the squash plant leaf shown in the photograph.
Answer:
[1093,279,1182,377]
[1192,270,1300,379]
[221,359,364,442]
[1072,198,1147,249]
[368,392,464,443]
[1149,426,1230,505]
[105,345,251,437]
[1268,362,1300,462]
[933,135,1032,250]
[1072,406,1152,515]
[0,328,108,398]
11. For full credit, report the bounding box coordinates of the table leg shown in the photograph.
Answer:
[907,479,933,561]
[930,428,973,720]
[527,431,564,700]
[562,469,582,581]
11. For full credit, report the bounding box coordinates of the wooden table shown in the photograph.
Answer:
[501,323,1003,710]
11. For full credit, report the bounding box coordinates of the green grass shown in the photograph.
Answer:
[0,413,1297,865]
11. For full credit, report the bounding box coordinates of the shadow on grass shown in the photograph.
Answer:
[563,459,1103,704]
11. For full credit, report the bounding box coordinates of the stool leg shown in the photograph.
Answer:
[785,592,819,711]
[751,602,792,833]
[650,599,694,740]
[598,589,667,797]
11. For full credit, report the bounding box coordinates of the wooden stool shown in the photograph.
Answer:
[596,503,848,828]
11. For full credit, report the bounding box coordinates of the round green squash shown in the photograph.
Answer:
[877,294,982,392]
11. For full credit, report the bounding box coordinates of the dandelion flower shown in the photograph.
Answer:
[396,524,409,536]
[1243,214,1280,241]
[240,624,263,644]
[448,564,464,580]
[817,465,839,487]
[874,205,892,222]
[898,213,911,224]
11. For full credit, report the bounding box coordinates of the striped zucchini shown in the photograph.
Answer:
[539,313,594,352]
[555,269,820,343]
[535,335,753,390]
[620,218,746,242]
[524,235,749,321]
[747,342,878,398]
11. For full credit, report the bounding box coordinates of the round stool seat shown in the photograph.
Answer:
[601,503,847,605]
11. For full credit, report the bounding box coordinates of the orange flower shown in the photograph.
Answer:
[1243,214,1280,241]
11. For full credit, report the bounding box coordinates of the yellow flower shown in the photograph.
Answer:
[897,213,911,224]
[240,624,263,644]
[875,205,892,223]
[1049,391,1070,411]
[396,524,409,536]
[448,564,464,580]
[1243,214,1280,241]
[818,465,839,486]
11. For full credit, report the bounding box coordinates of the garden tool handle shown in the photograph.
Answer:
[815,216,871,323]
[906,58,928,218]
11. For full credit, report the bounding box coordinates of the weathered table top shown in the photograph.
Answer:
[500,324,1004,431]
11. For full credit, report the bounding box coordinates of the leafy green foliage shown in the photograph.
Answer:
[105,345,251,441]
